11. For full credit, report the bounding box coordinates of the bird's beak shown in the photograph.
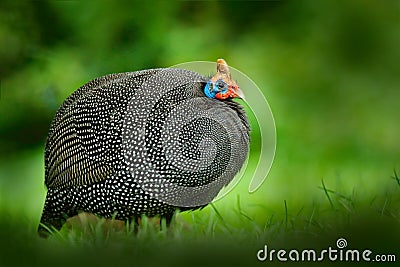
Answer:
[232,86,246,100]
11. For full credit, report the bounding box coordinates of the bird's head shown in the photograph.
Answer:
[204,59,245,100]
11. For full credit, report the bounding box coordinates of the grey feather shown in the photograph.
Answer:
[39,68,249,236]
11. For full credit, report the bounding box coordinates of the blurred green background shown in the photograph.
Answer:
[0,0,399,266]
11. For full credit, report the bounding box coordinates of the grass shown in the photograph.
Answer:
[392,169,400,187]
[0,151,399,267]
[1,175,399,267]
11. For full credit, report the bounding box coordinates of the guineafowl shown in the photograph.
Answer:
[38,59,250,237]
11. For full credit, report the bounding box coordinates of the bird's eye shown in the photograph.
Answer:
[216,80,227,91]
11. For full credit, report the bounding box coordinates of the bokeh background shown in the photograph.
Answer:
[1,1,399,266]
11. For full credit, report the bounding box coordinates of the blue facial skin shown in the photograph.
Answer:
[204,79,228,99]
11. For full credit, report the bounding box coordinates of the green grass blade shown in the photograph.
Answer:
[320,178,334,209]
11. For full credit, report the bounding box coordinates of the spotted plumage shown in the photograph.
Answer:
[38,59,250,237]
